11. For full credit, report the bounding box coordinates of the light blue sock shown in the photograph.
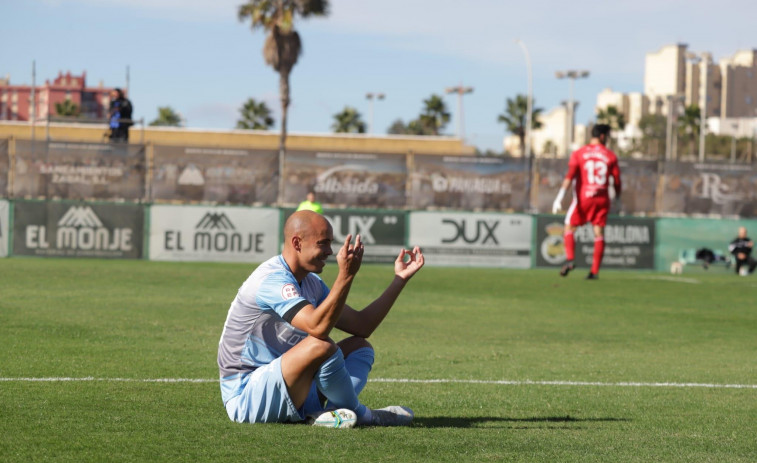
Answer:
[316,348,367,417]
[344,347,374,396]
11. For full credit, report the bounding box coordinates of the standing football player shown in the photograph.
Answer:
[552,124,622,280]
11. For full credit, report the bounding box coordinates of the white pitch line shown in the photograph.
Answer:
[1,377,756,389]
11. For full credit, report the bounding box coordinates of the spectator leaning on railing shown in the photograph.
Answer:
[108,88,133,143]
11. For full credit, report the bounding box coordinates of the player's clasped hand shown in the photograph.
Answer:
[395,246,425,281]
[337,234,364,276]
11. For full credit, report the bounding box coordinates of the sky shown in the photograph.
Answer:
[1,0,755,152]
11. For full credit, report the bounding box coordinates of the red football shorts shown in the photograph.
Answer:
[566,195,609,227]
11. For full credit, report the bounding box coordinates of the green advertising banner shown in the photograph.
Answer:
[534,215,656,270]
[655,217,757,272]
[282,208,406,263]
[13,200,144,259]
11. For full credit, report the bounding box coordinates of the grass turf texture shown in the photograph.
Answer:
[1,258,756,462]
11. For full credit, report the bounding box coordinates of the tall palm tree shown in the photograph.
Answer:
[331,106,366,133]
[497,94,543,156]
[236,98,275,130]
[238,0,329,159]
[419,94,450,135]
[677,104,700,156]
[55,99,79,117]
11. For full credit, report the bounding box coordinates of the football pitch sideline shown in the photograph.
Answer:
[1,258,756,462]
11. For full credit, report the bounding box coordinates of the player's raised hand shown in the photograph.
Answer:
[336,233,364,277]
[395,246,425,281]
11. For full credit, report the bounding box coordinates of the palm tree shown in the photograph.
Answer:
[149,106,182,127]
[497,94,543,156]
[238,0,329,159]
[55,99,79,117]
[331,106,366,133]
[596,105,626,150]
[236,98,275,130]
[419,94,450,135]
[677,104,700,156]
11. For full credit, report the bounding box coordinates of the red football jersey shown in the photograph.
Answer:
[565,143,621,200]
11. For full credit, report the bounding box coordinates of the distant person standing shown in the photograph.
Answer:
[552,124,622,280]
[108,88,133,142]
[297,190,323,214]
[729,226,756,276]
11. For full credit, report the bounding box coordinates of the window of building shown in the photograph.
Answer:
[747,96,753,105]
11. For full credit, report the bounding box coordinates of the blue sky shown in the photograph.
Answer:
[1,0,755,152]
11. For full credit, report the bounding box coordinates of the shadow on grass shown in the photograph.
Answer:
[413,415,630,429]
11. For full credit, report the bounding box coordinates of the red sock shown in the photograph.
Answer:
[564,230,575,262]
[591,236,605,275]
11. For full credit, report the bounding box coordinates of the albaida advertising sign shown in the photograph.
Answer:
[13,200,143,259]
[282,209,406,264]
[149,205,279,262]
[534,215,655,269]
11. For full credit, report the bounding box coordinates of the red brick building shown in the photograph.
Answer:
[0,71,117,122]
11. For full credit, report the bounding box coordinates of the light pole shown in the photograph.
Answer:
[515,39,533,159]
[444,84,474,139]
[730,122,739,163]
[686,52,709,161]
[665,94,684,160]
[555,70,589,155]
[365,92,385,134]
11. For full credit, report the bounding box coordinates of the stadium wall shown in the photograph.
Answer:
[4,200,757,276]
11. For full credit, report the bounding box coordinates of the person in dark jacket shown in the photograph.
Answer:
[729,226,756,275]
[108,88,133,142]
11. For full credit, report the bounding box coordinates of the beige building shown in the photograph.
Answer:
[596,43,757,146]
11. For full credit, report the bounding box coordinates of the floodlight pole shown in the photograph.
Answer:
[365,92,385,134]
[515,39,533,159]
[445,84,474,140]
[556,69,589,155]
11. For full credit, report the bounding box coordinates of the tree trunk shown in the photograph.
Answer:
[277,70,290,205]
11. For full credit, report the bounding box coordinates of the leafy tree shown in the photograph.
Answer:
[497,94,543,156]
[387,119,408,135]
[236,98,275,130]
[418,94,450,135]
[55,99,79,117]
[637,114,666,157]
[331,106,366,133]
[677,104,701,157]
[238,0,329,157]
[149,106,182,127]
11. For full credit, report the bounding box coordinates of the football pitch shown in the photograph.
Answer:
[1,257,756,462]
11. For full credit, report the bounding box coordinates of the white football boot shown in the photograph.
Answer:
[307,408,357,429]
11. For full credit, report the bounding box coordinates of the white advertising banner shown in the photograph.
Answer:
[149,205,280,262]
[0,200,8,257]
[409,211,532,268]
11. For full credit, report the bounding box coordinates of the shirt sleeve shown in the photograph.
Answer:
[566,152,579,180]
[255,271,311,323]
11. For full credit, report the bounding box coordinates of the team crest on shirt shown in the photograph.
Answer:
[281,283,300,300]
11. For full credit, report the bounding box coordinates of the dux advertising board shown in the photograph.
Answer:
[534,215,655,270]
[408,211,532,268]
[0,200,8,257]
[283,208,407,264]
[13,200,144,259]
[149,205,279,262]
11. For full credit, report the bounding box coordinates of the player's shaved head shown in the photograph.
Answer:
[284,210,330,244]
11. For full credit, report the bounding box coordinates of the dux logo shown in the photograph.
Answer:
[327,215,376,244]
[163,211,264,253]
[25,206,132,251]
[441,219,499,245]
[281,283,299,300]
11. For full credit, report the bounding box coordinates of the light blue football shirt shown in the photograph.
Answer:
[218,255,330,403]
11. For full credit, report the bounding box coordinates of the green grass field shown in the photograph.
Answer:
[1,257,756,462]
